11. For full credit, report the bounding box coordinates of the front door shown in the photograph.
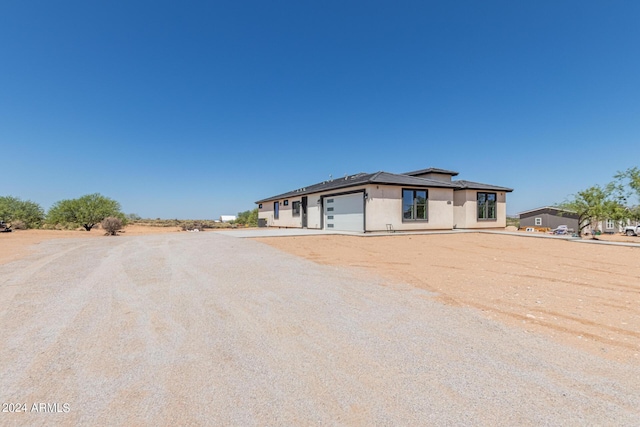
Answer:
[301,196,308,228]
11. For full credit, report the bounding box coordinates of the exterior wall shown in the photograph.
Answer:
[259,185,509,232]
[365,185,454,232]
[453,190,507,229]
[520,213,579,230]
[257,198,303,228]
[410,172,452,182]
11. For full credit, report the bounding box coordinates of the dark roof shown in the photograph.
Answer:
[453,180,514,192]
[404,167,459,177]
[518,206,577,217]
[256,170,513,203]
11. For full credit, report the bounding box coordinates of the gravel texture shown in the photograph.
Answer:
[1,232,639,426]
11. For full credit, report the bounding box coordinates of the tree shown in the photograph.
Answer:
[615,167,640,197]
[235,208,258,227]
[0,196,45,229]
[47,193,126,231]
[559,184,626,238]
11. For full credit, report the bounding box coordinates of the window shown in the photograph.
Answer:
[327,207,334,212]
[535,217,542,226]
[402,189,428,221]
[606,219,614,229]
[477,192,497,220]
[274,202,279,220]
[326,199,334,203]
[283,200,289,206]
[258,203,263,209]
[292,201,301,217]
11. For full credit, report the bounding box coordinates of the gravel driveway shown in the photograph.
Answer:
[1,232,639,426]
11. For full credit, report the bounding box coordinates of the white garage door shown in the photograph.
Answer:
[324,193,364,232]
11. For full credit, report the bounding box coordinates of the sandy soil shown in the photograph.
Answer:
[1,232,639,425]
[0,225,183,265]
[256,233,640,363]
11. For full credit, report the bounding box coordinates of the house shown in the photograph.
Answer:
[518,206,631,234]
[256,167,513,232]
[518,206,580,231]
[219,215,237,223]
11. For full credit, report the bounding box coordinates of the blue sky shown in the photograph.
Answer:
[2,1,639,218]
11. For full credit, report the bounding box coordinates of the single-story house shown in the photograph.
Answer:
[256,167,513,232]
[518,206,580,231]
[519,206,633,234]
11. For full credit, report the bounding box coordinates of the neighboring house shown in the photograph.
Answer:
[590,219,628,234]
[519,206,631,234]
[255,167,513,232]
[219,215,237,223]
[518,206,580,231]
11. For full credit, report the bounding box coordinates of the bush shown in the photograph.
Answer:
[101,217,123,236]
[0,196,45,229]
[11,220,26,230]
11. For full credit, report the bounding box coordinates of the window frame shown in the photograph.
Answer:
[402,188,429,222]
[477,192,497,221]
[274,201,279,220]
[606,219,614,229]
[534,217,542,226]
[292,201,301,217]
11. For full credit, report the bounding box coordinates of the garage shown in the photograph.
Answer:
[324,192,364,232]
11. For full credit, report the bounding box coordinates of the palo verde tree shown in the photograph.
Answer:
[559,183,626,238]
[47,193,126,231]
[0,196,45,229]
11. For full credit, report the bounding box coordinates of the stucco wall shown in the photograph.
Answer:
[365,185,454,231]
[258,198,303,228]
[453,190,507,229]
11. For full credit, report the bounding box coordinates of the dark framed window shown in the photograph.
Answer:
[274,201,279,220]
[258,203,263,209]
[477,192,497,220]
[402,189,428,221]
[284,200,289,206]
[292,201,301,217]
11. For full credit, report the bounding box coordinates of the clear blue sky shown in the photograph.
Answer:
[2,1,639,218]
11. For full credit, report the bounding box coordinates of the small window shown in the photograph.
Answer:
[327,224,334,228]
[327,215,334,219]
[258,203,263,209]
[327,199,334,203]
[274,202,279,220]
[292,201,301,217]
[283,200,289,206]
[327,207,334,212]
[606,219,614,229]
[534,217,542,226]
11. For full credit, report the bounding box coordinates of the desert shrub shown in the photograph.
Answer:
[101,217,123,236]
[11,220,26,230]
[235,208,258,227]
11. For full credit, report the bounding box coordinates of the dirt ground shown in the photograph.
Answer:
[256,233,640,363]
[0,225,183,265]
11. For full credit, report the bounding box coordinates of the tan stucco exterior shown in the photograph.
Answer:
[258,171,511,232]
[453,190,507,229]
[364,185,453,231]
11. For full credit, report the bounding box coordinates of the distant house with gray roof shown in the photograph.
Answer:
[256,167,513,232]
[518,206,579,231]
